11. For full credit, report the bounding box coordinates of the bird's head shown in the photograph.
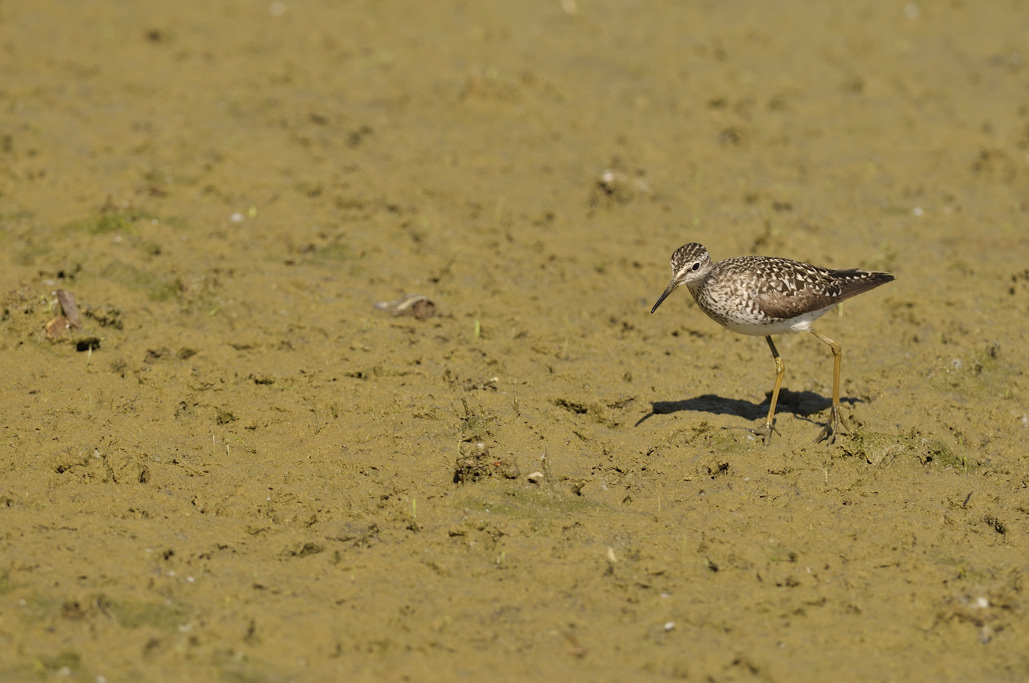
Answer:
[651,242,712,313]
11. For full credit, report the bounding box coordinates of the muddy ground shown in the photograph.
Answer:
[1,1,1027,681]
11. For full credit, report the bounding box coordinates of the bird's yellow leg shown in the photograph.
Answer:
[754,335,784,444]
[809,328,850,444]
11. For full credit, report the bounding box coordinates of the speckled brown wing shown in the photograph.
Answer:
[826,268,896,300]
[755,260,893,320]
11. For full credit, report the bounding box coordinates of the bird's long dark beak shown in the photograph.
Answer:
[651,279,679,314]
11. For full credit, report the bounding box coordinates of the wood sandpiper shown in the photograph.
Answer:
[651,242,894,443]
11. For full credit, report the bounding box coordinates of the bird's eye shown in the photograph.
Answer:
[691,262,700,271]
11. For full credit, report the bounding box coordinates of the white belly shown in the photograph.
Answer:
[717,305,836,336]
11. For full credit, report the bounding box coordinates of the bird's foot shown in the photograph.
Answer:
[751,422,780,445]
[815,406,850,444]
